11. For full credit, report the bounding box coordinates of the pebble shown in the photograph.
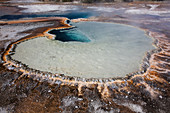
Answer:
[48,90,51,93]
[159,95,163,99]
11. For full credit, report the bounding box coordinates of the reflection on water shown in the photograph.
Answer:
[12,22,154,78]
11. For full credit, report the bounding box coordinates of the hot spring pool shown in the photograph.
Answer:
[11,21,154,78]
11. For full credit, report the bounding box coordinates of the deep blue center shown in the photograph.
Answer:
[49,28,91,42]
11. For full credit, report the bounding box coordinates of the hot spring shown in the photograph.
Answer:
[11,21,154,78]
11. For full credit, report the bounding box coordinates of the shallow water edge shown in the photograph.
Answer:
[11,21,155,78]
[0,2,170,112]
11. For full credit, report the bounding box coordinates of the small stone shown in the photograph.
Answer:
[159,95,163,99]
[75,106,78,109]
[78,98,83,101]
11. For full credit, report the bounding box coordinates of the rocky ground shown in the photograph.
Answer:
[0,1,170,113]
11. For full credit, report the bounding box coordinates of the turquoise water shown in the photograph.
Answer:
[12,22,154,78]
[49,28,91,42]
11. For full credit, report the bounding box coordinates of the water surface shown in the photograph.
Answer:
[12,22,154,78]
[0,11,95,20]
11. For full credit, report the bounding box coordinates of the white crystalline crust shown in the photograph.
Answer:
[87,6,116,12]
[18,5,78,13]
[0,22,53,41]
[8,0,40,3]
[9,0,41,3]
[125,9,170,15]
[125,4,170,16]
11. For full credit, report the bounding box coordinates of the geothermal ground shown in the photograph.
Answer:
[0,0,170,113]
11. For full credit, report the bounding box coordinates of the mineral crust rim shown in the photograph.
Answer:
[1,17,169,97]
